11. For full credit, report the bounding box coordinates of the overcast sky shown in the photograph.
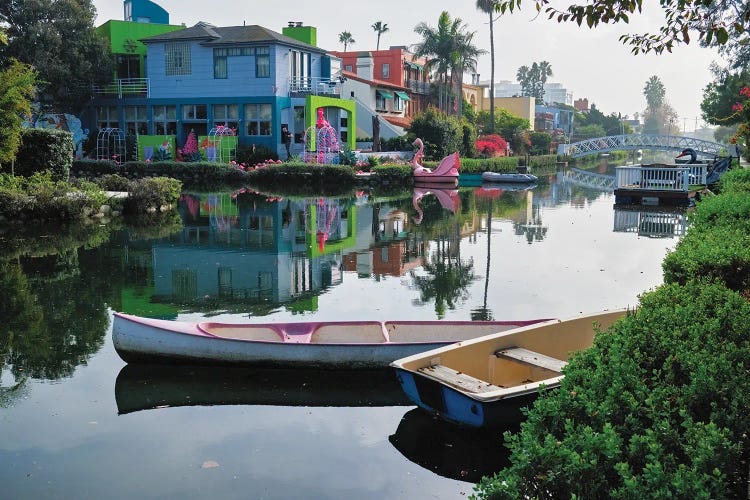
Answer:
[93,0,723,132]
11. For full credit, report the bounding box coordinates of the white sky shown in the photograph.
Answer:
[93,0,723,132]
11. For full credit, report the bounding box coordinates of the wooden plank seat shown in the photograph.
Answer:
[495,347,568,373]
[419,365,502,394]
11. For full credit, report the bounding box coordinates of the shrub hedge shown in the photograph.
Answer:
[475,280,750,498]
[13,128,74,181]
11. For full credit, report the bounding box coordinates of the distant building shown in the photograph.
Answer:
[479,80,574,106]
[574,98,589,113]
[535,104,574,135]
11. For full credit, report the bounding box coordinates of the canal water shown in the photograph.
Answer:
[0,167,685,498]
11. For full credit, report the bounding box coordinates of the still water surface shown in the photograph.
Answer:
[0,168,685,498]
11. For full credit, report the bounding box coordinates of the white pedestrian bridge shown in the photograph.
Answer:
[557,134,730,158]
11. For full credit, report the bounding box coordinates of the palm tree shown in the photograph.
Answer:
[338,31,355,52]
[538,60,553,102]
[451,30,485,117]
[476,0,498,132]
[414,11,483,116]
[643,75,666,111]
[372,21,389,51]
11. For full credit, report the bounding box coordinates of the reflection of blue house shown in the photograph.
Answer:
[151,195,368,307]
[535,104,574,136]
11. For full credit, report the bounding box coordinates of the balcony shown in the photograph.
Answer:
[405,79,431,95]
[93,78,150,98]
[288,77,343,97]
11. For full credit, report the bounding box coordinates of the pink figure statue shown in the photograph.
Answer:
[316,108,330,129]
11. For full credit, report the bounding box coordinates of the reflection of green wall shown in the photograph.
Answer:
[198,193,240,217]
[306,95,356,151]
[307,205,357,258]
[121,287,178,319]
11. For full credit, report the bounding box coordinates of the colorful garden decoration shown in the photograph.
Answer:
[303,108,340,164]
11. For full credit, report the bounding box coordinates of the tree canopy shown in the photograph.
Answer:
[0,28,36,165]
[371,21,389,51]
[413,11,484,116]
[0,0,112,114]
[338,31,355,52]
[494,0,750,56]
[643,75,666,111]
[516,61,553,102]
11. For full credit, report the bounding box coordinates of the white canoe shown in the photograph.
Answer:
[112,313,552,369]
[391,309,627,427]
[482,171,538,183]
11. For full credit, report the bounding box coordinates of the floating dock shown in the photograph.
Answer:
[613,164,707,206]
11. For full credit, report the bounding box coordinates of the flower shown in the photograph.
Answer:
[733,102,745,112]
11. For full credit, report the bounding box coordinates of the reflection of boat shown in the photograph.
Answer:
[115,364,410,414]
[482,172,538,183]
[113,313,551,368]
[412,187,459,224]
[388,408,517,483]
[391,310,627,427]
[478,182,537,193]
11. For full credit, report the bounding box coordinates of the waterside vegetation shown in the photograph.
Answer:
[473,167,750,498]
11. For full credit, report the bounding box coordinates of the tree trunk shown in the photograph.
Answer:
[372,116,381,152]
[489,10,495,133]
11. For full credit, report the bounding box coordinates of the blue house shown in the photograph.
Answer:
[87,9,356,160]
[534,104,574,136]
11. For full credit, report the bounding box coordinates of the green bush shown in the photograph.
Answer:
[475,280,750,498]
[461,121,477,158]
[529,131,553,155]
[235,144,279,165]
[407,107,463,160]
[662,225,750,293]
[717,167,750,194]
[371,164,413,184]
[124,177,182,215]
[246,163,356,186]
[91,174,132,192]
[14,128,74,181]
[687,192,750,232]
[0,172,106,221]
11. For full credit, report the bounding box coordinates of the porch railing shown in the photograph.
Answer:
[615,165,707,192]
[93,78,150,98]
[288,77,342,96]
[405,79,431,94]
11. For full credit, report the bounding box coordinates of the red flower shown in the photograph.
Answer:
[740,86,750,98]
[732,102,745,112]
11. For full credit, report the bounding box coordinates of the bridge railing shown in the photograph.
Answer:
[616,166,691,192]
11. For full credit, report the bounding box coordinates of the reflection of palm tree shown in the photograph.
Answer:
[472,199,493,320]
[410,228,475,319]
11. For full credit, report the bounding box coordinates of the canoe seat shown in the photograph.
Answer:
[419,365,502,394]
[495,347,567,373]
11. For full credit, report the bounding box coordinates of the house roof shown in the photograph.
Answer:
[384,115,412,129]
[342,70,407,92]
[141,22,325,52]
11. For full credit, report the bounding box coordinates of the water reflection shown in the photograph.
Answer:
[389,408,517,483]
[115,364,410,414]
[613,206,688,238]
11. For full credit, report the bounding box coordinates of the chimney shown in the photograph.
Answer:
[356,51,374,80]
[288,21,295,27]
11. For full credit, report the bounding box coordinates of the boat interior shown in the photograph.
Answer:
[196,320,541,345]
[396,310,627,395]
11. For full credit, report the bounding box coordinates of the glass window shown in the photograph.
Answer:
[153,105,177,135]
[394,95,403,112]
[182,104,207,120]
[124,105,148,135]
[97,106,118,129]
[214,48,227,79]
[255,46,270,78]
[345,64,352,72]
[376,93,386,111]
[382,63,390,79]
[165,42,191,76]
[245,103,272,136]
[213,104,239,130]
